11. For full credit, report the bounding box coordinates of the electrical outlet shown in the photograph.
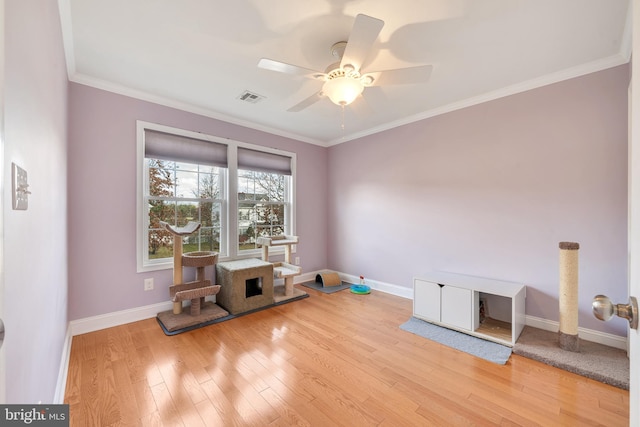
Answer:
[144,278,154,291]
[295,257,300,265]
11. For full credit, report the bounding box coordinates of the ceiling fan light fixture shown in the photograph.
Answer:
[322,76,364,106]
[342,63,356,75]
[361,74,375,86]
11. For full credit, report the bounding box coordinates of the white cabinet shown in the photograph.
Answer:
[413,279,479,331]
[413,279,441,321]
[413,272,526,346]
[441,285,478,331]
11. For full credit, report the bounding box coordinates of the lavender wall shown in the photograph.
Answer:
[328,65,629,336]
[5,0,69,402]
[67,84,328,320]
[68,61,628,337]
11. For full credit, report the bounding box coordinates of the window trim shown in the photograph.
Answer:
[136,120,296,273]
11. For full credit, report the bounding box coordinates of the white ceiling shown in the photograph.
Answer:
[59,0,631,146]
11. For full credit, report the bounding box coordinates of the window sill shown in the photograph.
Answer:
[138,246,295,273]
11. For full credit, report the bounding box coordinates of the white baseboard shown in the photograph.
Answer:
[336,272,414,299]
[296,270,414,299]
[69,301,174,336]
[53,327,73,404]
[293,271,318,285]
[66,276,628,351]
[70,270,408,334]
[69,273,318,337]
[69,270,335,337]
[524,315,627,350]
[58,270,627,405]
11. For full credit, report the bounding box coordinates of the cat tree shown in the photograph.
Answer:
[160,221,221,315]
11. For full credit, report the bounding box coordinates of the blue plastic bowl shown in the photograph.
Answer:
[350,284,371,294]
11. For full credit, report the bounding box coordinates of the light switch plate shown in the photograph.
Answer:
[12,162,29,210]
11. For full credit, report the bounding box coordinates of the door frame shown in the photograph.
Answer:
[628,1,639,424]
[0,0,7,404]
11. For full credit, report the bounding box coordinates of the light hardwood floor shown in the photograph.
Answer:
[64,286,629,426]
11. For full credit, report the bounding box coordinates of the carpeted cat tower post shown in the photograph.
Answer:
[156,221,229,334]
[558,241,580,352]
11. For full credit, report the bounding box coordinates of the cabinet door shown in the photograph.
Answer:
[413,279,441,322]
[441,285,473,330]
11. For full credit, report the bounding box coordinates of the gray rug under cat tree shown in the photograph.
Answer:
[513,326,629,390]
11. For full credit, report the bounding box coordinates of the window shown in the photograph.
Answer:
[146,159,224,260]
[137,122,295,272]
[237,147,292,251]
[238,170,288,251]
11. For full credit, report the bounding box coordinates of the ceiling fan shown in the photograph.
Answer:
[258,14,433,112]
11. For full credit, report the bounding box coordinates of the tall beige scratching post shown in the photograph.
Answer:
[558,241,580,352]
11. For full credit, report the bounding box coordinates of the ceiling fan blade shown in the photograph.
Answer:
[287,91,324,112]
[258,58,323,79]
[366,65,433,86]
[340,14,384,72]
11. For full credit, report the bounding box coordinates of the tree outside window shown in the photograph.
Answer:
[146,159,222,260]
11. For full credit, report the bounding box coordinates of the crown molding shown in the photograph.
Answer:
[329,54,630,146]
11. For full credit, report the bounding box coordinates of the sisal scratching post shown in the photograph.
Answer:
[558,241,580,352]
[172,234,183,314]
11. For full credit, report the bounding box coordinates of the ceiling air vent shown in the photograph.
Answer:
[237,90,266,104]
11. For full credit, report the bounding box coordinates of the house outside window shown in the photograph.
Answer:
[236,146,292,252]
[137,121,295,272]
[238,170,288,251]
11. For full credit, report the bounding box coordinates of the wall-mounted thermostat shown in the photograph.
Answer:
[12,162,30,210]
